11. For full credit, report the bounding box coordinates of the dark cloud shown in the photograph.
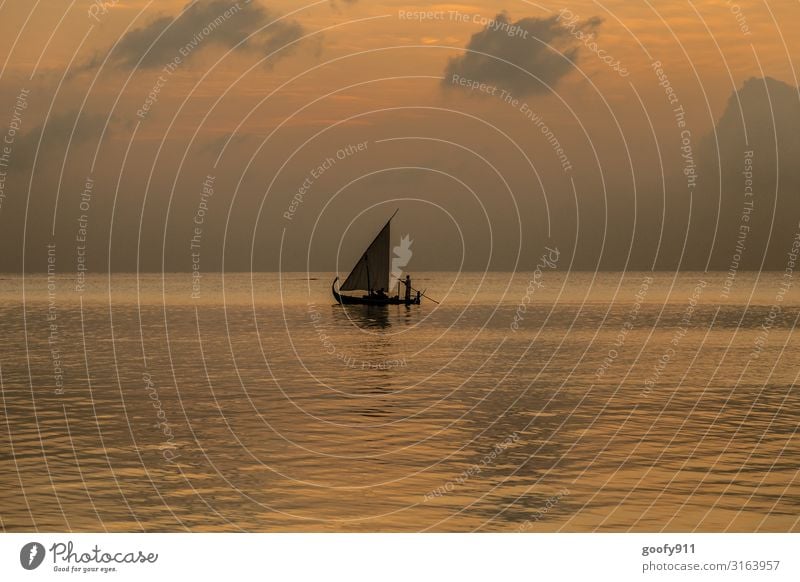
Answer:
[11,110,112,172]
[443,13,601,97]
[684,76,800,270]
[579,76,800,271]
[81,0,304,72]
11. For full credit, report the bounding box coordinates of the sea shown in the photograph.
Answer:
[0,271,797,531]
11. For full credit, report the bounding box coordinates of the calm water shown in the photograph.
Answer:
[0,271,798,532]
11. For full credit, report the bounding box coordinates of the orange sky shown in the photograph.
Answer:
[2,1,797,121]
[0,1,798,272]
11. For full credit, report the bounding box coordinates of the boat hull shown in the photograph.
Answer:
[332,278,420,306]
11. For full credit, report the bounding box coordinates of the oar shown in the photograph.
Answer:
[421,289,440,304]
[391,276,441,304]
[411,286,440,304]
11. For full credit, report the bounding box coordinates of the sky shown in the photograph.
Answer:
[0,0,798,273]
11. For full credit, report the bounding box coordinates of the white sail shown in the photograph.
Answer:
[340,218,391,292]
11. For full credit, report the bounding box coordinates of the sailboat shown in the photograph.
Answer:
[332,211,422,306]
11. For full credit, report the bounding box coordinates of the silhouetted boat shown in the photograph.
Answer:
[332,210,422,306]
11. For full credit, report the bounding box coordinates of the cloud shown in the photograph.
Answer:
[81,0,304,72]
[711,76,800,165]
[10,110,113,172]
[443,13,601,97]
[687,76,800,270]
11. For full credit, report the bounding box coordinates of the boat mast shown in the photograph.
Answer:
[386,209,397,291]
[367,209,396,294]
[339,209,398,295]
[364,254,371,293]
